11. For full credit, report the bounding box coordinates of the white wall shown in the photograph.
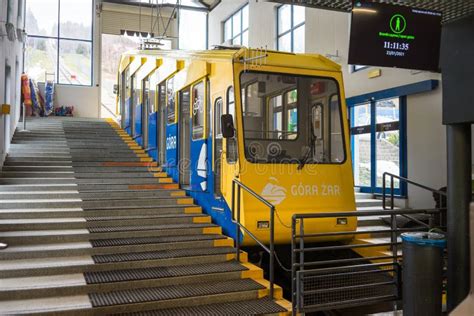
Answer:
[1,0,25,168]
[406,88,446,208]
[209,0,447,207]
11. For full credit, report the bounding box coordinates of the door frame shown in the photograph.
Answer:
[349,96,407,197]
[178,87,192,187]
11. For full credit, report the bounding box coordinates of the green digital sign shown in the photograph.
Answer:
[349,1,442,71]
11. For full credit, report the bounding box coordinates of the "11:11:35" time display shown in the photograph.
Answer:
[384,41,410,51]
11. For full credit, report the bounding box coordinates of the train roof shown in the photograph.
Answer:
[119,47,342,73]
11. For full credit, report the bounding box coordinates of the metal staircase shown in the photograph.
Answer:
[0,117,290,315]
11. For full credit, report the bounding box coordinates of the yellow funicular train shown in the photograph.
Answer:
[117,47,356,246]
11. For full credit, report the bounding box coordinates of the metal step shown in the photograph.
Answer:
[0,235,231,260]
[0,118,290,315]
[0,214,211,231]
[0,279,276,315]
[119,298,289,316]
[0,205,201,219]
[0,225,221,245]
[0,261,259,300]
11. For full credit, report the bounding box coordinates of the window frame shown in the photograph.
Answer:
[263,87,300,142]
[223,3,249,46]
[226,86,238,164]
[24,0,94,86]
[191,80,206,140]
[239,70,347,165]
[276,4,305,53]
[213,97,223,196]
[166,76,176,125]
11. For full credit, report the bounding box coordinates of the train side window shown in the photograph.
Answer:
[147,78,155,114]
[244,81,262,117]
[167,77,175,124]
[330,94,344,162]
[285,89,298,140]
[226,86,238,163]
[192,81,205,140]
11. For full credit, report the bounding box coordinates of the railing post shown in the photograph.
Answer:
[383,173,386,209]
[269,206,275,299]
[236,185,241,262]
[390,176,395,210]
[291,216,297,316]
[298,218,305,311]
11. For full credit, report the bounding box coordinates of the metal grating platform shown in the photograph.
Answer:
[88,223,213,233]
[116,298,287,316]
[88,279,265,307]
[90,234,226,247]
[92,247,236,263]
[84,261,247,284]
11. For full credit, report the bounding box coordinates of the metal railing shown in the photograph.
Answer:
[291,208,444,315]
[231,179,275,299]
[382,172,447,230]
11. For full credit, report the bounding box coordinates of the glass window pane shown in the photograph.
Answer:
[167,77,175,124]
[232,36,241,46]
[330,95,344,162]
[25,0,59,37]
[240,72,344,163]
[242,5,249,30]
[293,25,305,53]
[224,19,232,41]
[293,5,305,26]
[376,130,400,188]
[242,30,248,47]
[354,103,371,127]
[278,33,291,52]
[179,9,207,50]
[232,11,241,37]
[353,134,371,187]
[59,0,92,40]
[376,98,400,124]
[245,82,262,116]
[192,82,205,139]
[25,37,58,83]
[58,39,92,85]
[278,5,291,34]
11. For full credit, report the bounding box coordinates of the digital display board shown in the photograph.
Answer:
[348,1,442,72]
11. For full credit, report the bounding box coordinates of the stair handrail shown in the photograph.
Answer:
[290,208,444,315]
[231,178,276,299]
[382,172,447,230]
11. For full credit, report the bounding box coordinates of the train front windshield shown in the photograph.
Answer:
[240,72,346,164]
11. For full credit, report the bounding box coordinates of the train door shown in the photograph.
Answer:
[146,78,158,159]
[190,81,207,192]
[221,86,240,196]
[142,78,150,147]
[120,69,129,129]
[124,68,132,132]
[157,83,167,165]
[213,96,224,196]
[178,87,191,187]
[132,74,141,140]
[128,74,136,135]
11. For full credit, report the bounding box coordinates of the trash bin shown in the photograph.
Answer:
[401,232,446,316]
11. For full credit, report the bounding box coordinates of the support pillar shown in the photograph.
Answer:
[447,123,472,311]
